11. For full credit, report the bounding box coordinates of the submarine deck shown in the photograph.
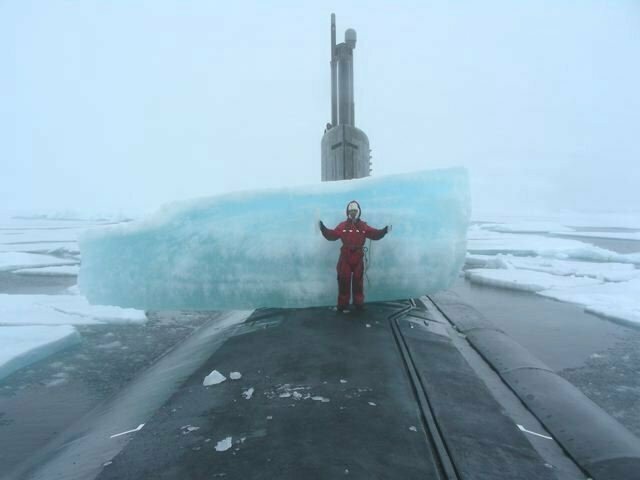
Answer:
[95,300,556,480]
[8,297,640,480]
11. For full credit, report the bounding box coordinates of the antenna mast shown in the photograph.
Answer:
[331,13,337,127]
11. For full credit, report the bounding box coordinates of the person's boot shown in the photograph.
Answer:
[354,304,365,312]
[337,305,350,313]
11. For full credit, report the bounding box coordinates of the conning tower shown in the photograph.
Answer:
[321,14,371,181]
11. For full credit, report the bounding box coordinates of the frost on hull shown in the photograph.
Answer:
[79,168,470,310]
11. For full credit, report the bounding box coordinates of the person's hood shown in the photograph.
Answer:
[345,200,361,221]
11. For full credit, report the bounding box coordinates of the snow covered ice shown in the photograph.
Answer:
[79,168,470,310]
[0,294,147,326]
[465,218,640,325]
[0,325,80,380]
[0,215,148,381]
[13,265,80,277]
[0,252,78,272]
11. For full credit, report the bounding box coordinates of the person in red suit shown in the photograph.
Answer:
[320,200,389,312]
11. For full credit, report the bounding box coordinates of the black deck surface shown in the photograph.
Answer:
[94,302,553,480]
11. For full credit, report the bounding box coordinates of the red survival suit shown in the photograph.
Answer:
[320,200,388,310]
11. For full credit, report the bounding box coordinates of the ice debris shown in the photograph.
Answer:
[181,425,200,434]
[215,437,232,452]
[242,387,255,399]
[203,370,226,386]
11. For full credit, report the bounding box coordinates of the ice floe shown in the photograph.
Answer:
[0,294,147,326]
[0,242,80,255]
[13,265,80,276]
[477,221,572,234]
[471,212,640,230]
[552,231,640,242]
[467,227,640,265]
[464,214,640,325]
[0,325,80,380]
[0,252,78,272]
[539,278,640,326]
[467,254,638,282]
[466,269,601,292]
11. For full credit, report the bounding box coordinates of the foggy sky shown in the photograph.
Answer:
[2,0,639,217]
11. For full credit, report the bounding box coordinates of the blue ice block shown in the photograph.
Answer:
[79,168,470,310]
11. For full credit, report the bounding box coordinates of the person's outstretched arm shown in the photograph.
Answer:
[319,220,341,241]
[363,223,389,240]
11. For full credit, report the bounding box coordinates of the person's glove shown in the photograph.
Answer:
[319,220,326,232]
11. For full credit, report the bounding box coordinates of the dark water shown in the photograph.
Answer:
[451,277,633,371]
[451,277,640,437]
[0,272,76,294]
[0,311,210,474]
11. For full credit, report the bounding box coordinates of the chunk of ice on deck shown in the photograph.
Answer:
[203,370,226,386]
[215,436,232,452]
[0,325,80,380]
[242,387,254,399]
[79,168,470,310]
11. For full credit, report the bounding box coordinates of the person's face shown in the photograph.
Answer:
[348,209,358,220]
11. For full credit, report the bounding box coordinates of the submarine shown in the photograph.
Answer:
[8,14,640,480]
